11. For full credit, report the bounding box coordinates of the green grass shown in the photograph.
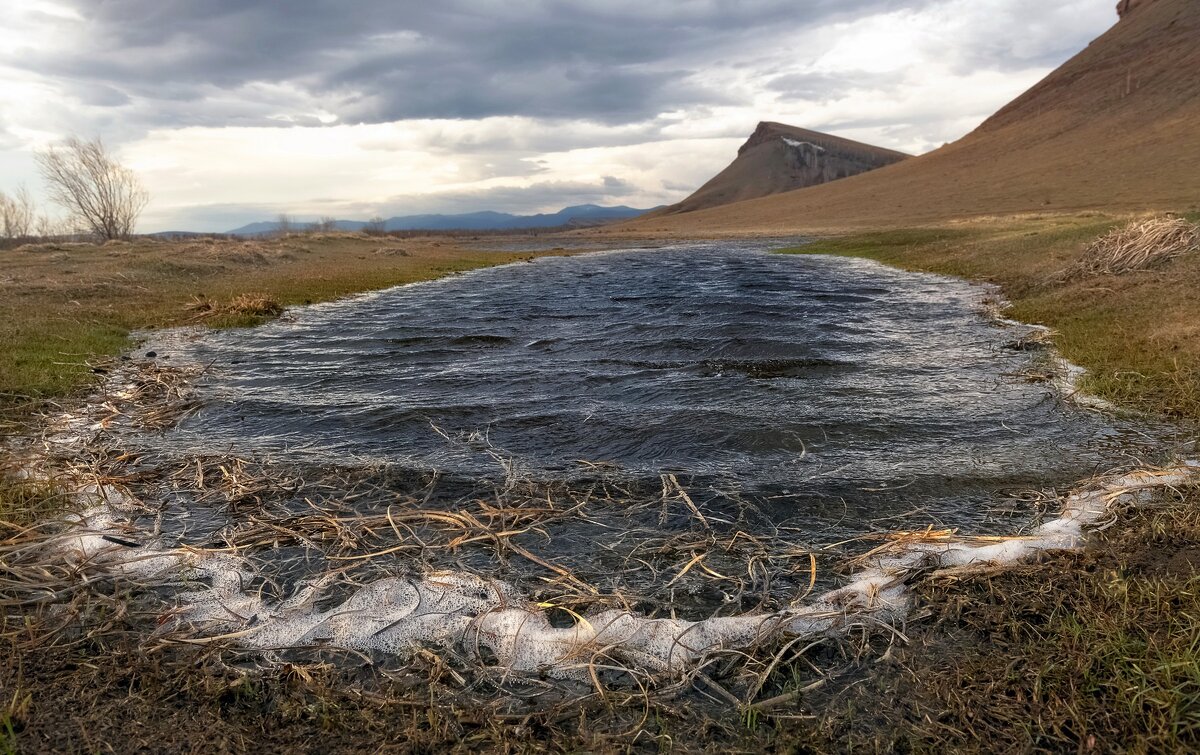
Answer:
[776,227,978,259]
[0,476,70,527]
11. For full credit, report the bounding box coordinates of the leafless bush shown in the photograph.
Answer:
[364,215,387,235]
[35,136,149,240]
[0,185,36,239]
[34,213,73,240]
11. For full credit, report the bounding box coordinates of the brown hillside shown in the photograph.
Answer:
[655,122,908,215]
[617,0,1200,234]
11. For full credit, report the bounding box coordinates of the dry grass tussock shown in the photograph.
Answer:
[187,292,285,321]
[1070,215,1199,277]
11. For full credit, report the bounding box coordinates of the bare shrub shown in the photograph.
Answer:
[275,213,295,236]
[34,214,72,239]
[36,136,149,240]
[364,216,387,235]
[0,185,36,239]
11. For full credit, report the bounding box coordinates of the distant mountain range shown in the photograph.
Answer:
[226,204,655,235]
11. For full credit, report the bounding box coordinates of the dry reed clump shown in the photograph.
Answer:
[1071,215,1199,276]
[187,292,284,321]
[225,293,285,317]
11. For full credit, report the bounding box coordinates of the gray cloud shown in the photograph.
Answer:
[3,0,1120,231]
[767,71,901,102]
[8,0,935,131]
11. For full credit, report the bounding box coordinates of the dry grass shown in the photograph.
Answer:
[187,292,285,322]
[5,450,1196,752]
[0,447,843,751]
[1071,215,1199,276]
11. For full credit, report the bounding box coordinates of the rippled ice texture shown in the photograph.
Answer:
[151,243,1145,540]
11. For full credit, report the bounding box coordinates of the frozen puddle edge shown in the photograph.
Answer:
[34,461,1196,680]
[12,284,1194,681]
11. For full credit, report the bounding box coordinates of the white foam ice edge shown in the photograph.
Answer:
[40,461,1197,681]
[982,292,1117,413]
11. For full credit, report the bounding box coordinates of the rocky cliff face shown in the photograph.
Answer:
[1118,0,1158,18]
[657,122,908,215]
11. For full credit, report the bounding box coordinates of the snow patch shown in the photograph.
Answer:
[782,137,826,153]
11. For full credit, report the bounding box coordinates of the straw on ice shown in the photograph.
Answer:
[40,459,1195,680]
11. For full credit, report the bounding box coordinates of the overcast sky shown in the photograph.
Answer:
[1,0,1118,232]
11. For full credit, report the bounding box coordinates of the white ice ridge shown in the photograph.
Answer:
[979,292,1117,412]
[44,463,1197,680]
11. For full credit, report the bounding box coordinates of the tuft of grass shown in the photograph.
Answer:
[1070,216,1199,277]
[0,476,66,528]
[187,292,286,328]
